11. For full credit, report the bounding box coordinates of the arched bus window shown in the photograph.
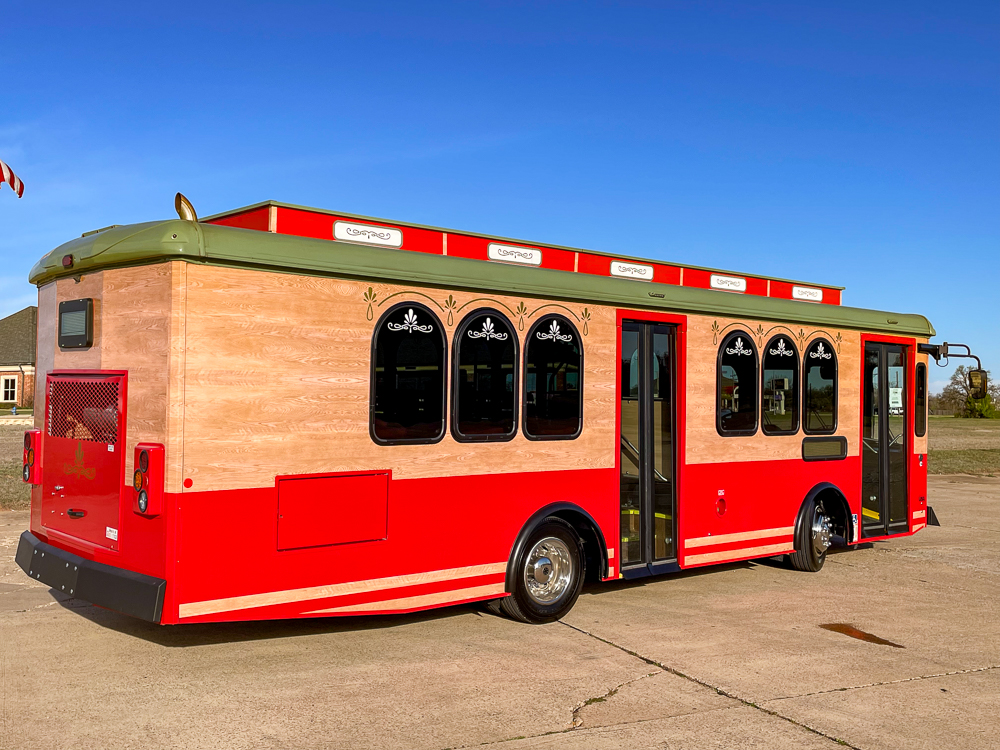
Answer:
[803,338,838,434]
[717,331,758,436]
[762,335,799,435]
[524,314,583,440]
[371,303,446,444]
[452,309,518,442]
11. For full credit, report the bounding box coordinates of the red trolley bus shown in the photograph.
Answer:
[15,196,979,625]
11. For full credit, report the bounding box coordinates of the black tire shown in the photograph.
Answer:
[789,497,832,572]
[492,519,585,624]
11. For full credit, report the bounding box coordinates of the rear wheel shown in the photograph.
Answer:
[789,498,832,572]
[492,520,584,624]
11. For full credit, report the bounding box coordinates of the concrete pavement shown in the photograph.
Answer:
[1,475,998,750]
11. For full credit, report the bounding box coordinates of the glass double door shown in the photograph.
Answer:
[620,322,676,569]
[862,343,909,537]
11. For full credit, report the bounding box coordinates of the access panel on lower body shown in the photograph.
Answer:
[277,472,389,551]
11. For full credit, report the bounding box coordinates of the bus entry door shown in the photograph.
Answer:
[619,321,677,572]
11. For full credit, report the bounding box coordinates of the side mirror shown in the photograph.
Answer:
[969,369,989,400]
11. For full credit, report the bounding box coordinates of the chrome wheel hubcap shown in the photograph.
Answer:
[811,507,832,558]
[524,537,573,605]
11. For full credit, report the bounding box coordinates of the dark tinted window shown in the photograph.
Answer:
[453,310,518,441]
[524,315,582,439]
[717,332,758,435]
[804,339,837,434]
[762,335,799,435]
[371,303,446,444]
[915,363,927,438]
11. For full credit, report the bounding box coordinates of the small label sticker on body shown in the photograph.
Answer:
[106,526,118,541]
[107,444,114,452]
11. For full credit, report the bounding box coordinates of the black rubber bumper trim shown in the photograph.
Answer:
[15,531,165,623]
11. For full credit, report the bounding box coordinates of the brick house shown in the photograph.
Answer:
[0,306,37,409]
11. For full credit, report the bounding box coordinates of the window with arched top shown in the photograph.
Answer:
[803,338,838,434]
[762,334,799,435]
[523,315,583,439]
[717,332,759,436]
[452,309,519,442]
[370,302,447,444]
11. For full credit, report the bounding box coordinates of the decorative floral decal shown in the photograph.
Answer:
[536,319,573,343]
[468,317,508,341]
[726,337,753,356]
[809,342,833,360]
[64,441,95,480]
[769,338,794,356]
[835,332,843,353]
[516,302,528,331]
[581,307,591,336]
[387,308,433,333]
[754,323,765,346]
[712,320,721,345]
[364,287,377,321]
[445,294,458,326]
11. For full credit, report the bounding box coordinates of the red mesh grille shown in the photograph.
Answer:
[47,378,121,444]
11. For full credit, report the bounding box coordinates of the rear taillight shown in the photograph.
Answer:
[22,430,41,485]
[133,443,164,517]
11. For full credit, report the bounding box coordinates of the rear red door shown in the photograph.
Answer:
[41,373,127,551]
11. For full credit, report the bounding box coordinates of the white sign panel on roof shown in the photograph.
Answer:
[487,243,542,266]
[610,261,654,281]
[334,221,403,248]
[792,285,824,302]
[710,274,746,292]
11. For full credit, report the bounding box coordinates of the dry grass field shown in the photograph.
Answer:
[1,418,997,510]
[928,416,1000,476]
[0,425,30,511]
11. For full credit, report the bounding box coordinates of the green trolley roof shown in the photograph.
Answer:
[29,219,934,338]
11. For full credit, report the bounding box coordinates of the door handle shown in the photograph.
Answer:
[67,509,86,519]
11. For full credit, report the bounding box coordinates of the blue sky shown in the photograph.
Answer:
[2,1,997,392]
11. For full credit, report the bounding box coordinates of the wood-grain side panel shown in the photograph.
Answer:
[685,314,860,465]
[99,265,172,460]
[179,264,616,491]
[52,273,104,372]
[165,262,188,492]
[33,283,57,431]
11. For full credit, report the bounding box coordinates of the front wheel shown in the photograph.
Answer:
[788,498,832,572]
[492,520,585,624]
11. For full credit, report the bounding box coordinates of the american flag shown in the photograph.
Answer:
[1,158,24,198]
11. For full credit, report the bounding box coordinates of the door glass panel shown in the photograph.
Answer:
[619,325,641,565]
[862,345,881,530]
[887,347,908,527]
[651,327,674,560]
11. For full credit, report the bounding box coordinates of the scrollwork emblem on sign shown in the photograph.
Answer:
[536,320,573,343]
[468,317,508,341]
[387,308,433,334]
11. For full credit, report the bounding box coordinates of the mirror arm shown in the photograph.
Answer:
[920,342,981,369]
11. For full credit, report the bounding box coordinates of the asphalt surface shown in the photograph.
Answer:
[1,475,997,750]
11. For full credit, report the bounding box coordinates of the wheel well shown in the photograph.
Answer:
[794,483,852,550]
[505,504,609,591]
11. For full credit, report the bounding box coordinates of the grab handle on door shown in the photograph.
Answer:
[67,509,86,519]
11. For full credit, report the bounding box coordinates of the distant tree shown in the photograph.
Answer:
[940,365,996,418]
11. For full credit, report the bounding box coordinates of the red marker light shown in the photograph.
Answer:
[62,254,74,268]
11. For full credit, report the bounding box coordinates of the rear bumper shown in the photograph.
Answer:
[15,531,166,623]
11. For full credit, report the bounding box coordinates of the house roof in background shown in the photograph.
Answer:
[0,306,37,365]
